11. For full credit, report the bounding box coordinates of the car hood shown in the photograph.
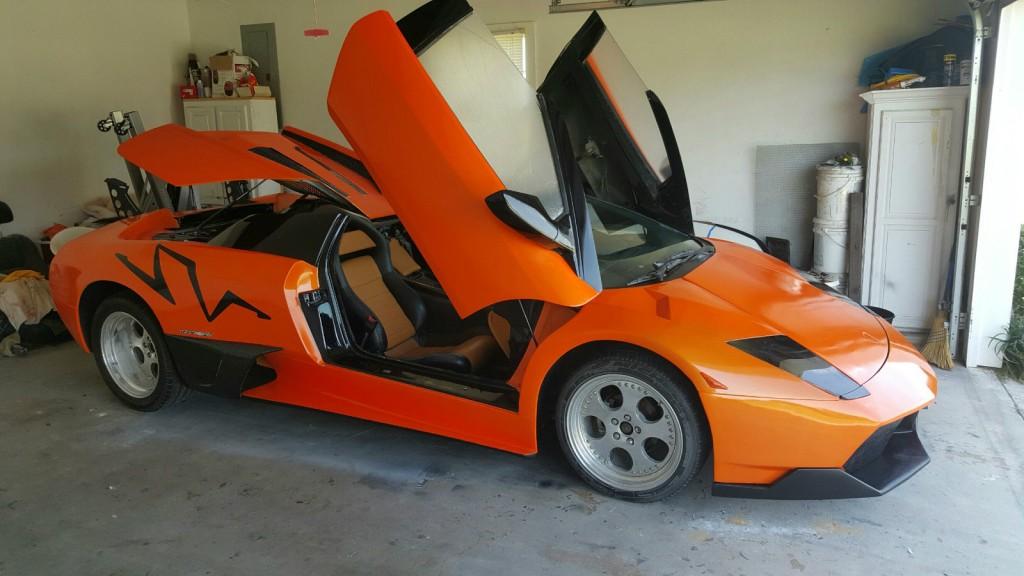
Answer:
[118,124,394,219]
[684,240,889,385]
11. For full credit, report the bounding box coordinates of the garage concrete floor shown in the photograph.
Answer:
[1,343,1022,575]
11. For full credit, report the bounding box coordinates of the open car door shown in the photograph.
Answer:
[539,12,695,235]
[328,0,600,318]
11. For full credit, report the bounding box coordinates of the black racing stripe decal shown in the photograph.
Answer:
[117,244,271,322]
[117,250,174,304]
[280,129,374,182]
[293,146,364,196]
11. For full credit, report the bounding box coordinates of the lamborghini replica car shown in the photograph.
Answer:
[50,0,936,501]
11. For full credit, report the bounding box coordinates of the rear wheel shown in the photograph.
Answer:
[91,295,189,411]
[556,351,708,502]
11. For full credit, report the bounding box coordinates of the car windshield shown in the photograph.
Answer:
[587,197,706,288]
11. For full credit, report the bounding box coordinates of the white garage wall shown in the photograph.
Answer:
[186,0,966,231]
[0,0,192,239]
[493,0,970,229]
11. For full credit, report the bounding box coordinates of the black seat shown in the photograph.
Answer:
[335,218,497,374]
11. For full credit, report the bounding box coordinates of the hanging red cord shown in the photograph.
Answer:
[303,0,329,37]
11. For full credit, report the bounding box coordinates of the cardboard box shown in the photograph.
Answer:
[209,53,250,73]
[237,85,272,98]
[209,54,251,97]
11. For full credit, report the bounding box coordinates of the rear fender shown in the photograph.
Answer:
[52,219,322,362]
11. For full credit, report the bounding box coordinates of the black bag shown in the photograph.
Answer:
[18,311,69,349]
[0,310,14,342]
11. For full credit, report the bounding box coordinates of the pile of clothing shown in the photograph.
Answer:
[0,270,67,357]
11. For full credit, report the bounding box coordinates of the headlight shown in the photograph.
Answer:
[729,335,869,400]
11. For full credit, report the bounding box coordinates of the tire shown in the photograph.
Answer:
[90,295,189,411]
[555,350,708,502]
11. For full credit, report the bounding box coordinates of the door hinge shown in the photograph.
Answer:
[956,313,969,331]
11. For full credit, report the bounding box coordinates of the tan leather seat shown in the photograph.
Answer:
[337,227,497,373]
[389,238,421,276]
[340,232,421,277]
[487,311,512,358]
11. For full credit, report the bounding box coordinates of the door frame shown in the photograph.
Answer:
[240,22,282,129]
[305,210,523,411]
[964,0,1023,367]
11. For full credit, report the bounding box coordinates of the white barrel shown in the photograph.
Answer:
[812,217,849,275]
[815,165,863,222]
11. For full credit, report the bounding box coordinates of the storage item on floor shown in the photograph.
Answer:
[856,87,968,333]
[811,164,862,285]
[754,143,861,270]
[814,164,863,222]
[49,227,95,255]
[0,201,46,276]
[0,274,53,329]
[812,217,849,275]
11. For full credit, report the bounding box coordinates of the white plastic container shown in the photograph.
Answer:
[815,165,863,222]
[812,217,849,275]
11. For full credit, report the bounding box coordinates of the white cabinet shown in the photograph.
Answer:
[182,98,279,204]
[183,97,277,132]
[214,105,249,131]
[183,106,215,131]
[858,87,967,333]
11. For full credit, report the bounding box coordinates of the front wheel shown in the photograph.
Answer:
[91,295,189,411]
[556,351,709,502]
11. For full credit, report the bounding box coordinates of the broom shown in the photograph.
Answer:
[921,251,955,369]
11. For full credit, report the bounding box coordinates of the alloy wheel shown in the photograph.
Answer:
[564,373,684,492]
[99,311,160,399]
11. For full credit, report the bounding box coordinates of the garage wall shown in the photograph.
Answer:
[0,0,192,238]
[191,1,962,231]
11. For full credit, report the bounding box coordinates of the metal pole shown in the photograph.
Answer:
[949,0,992,357]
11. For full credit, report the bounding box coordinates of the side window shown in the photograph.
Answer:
[417,15,561,220]
[585,32,671,183]
[489,23,533,85]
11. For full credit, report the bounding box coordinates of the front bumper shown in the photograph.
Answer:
[713,412,928,499]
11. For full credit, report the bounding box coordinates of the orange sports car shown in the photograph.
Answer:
[50,0,936,501]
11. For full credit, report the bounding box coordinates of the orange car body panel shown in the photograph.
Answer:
[278,126,395,220]
[327,11,598,318]
[118,124,309,186]
[510,241,936,483]
[119,124,395,221]
[49,5,939,492]
[50,210,322,362]
[52,222,937,484]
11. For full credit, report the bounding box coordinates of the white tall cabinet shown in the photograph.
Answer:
[858,87,968,333]
[183,97,279,204]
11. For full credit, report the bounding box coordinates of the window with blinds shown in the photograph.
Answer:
[492,28,528,80]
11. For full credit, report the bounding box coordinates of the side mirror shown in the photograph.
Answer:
[486,190,574,252]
